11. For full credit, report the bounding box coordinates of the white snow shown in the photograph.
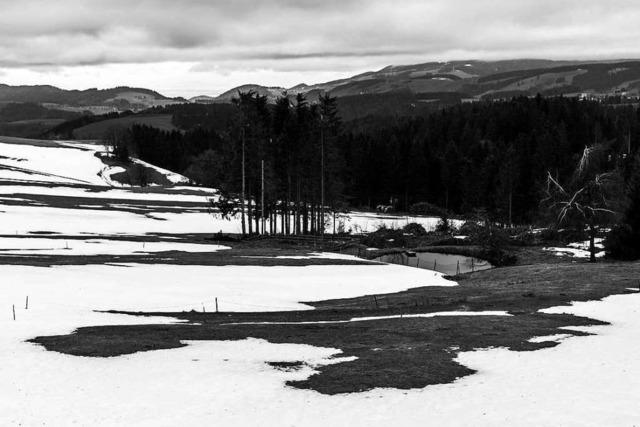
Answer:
[228,311,511,325]
[2,136,639,425]
[0,204,237,235]
[544,246,605,258]
[241,252,362,261]
[332,211,464,234]
[527,333,573,343]
[0,237,229,256]
[0,138,193,188]
[1,269,638,426]
[0,184,215,203]
[0,140,109,184]
[544,238,606,258]
[131,158,191,184]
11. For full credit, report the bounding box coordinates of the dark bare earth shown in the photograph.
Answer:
[30,261,640,394]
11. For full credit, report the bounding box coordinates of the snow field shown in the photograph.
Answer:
[0,237,230,256]
[2,267,638,426]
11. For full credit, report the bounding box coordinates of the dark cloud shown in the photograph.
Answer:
[1,0,639,68]
[1,0,640,94]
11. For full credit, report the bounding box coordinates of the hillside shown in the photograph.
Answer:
[72,114,178,139]
[190,59,640,107]
[9,58,640,139]
[0,84,185,113]
[0,102,84,138]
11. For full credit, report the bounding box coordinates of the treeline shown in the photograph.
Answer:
[129,92,341,235]
[342,95,640,224]
[45,111,134,139]
[0,102,82,123]
[126,94,640,233]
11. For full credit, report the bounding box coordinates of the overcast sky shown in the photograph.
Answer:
[1,0,639,97]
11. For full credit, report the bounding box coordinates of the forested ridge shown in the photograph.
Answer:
[122,94,640,231]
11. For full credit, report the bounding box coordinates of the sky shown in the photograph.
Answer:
[1,0,640,98]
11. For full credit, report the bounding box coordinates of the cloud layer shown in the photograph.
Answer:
[1,0,640,95]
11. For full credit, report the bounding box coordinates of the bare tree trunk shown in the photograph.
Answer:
[320,122,325,238]
[269,208,273,235]
[287,175,292,235]
[261,160,265,235]
[589,223,597,263]
[333,209,336,235]
[254,199,259,234]
[303,201,309,235]
[508,189,513,228]
[247,193,253,235]
[296,179,301,235]
[280,200,287,236]
[241,129,246,236]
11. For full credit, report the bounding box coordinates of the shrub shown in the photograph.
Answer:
[361,226,407,248]
[408,202,448,217]
[458,221,482,237]
[538,228,560,243]
[403,222,427,236]
[604,224,640,260]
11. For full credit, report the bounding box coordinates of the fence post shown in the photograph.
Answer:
[13,304,15,321]
[25,296,28,310]
[433,259,437,271]
[215,297,219,313]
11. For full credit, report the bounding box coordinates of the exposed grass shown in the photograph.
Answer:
[73,115,177,139]
[0,239,374,267]
[30,261,640,394]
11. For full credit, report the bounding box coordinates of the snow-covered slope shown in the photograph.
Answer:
[0,136,190,186]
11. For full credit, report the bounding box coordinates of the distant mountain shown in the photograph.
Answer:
[189,59,640,106]
[188,95,217,104]
[0,84,186,113]
[213,84,289,103]
[7,58,640,139]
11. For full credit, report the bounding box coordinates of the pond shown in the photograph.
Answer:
[375,251,492,275]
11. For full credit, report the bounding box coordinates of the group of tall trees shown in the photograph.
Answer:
[124,94,640,241]
[129,91,342,235]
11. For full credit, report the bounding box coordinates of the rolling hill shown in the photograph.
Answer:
[6,58,640,139]
[0,85,185,113]
[191,59,640,106]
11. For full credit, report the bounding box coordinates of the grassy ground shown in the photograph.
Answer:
[73,115,177,139]
[0,238,372,267]
[30,260,640,394]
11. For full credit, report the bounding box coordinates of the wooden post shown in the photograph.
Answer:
[13,304,15,321]
[25,296,28,310]
[472,258,475,272]
[456,260,460,275]
[373,295,379,309]
[215,297,219,313]
[202,304,206,313]
[433,259,437,271]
